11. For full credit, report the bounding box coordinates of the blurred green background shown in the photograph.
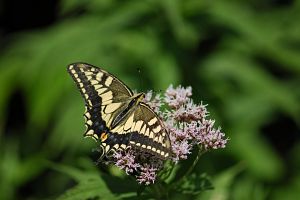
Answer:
[1,0,300,199]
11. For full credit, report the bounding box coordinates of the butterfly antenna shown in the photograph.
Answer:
[136,67,144,91]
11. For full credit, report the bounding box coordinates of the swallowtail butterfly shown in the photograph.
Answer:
[67,63,171,160]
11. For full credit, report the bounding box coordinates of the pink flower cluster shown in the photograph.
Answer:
[113,149,140,175]
[163,85,227,162]
[112,85,227,184]
[113,149,159,185]
[136,166,157,185]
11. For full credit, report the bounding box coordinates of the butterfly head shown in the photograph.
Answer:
[132,92,145,103]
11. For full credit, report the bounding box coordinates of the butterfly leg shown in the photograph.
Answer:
[92,145,106,165]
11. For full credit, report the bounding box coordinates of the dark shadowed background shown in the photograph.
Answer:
[0,0,300,199]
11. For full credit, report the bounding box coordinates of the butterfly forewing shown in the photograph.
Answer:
[67,63,133,106]
[68,63,133,128]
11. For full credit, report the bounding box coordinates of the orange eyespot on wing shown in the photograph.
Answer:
[100,132,108,142]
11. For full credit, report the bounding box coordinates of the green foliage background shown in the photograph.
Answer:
[1,0,300,199]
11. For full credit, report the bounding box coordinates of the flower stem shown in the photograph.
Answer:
[150,181,169,200]
[184,144,204,177]
[172,144,205,187]
[162,161,175,181]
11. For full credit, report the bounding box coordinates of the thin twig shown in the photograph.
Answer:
[171,144,205,188]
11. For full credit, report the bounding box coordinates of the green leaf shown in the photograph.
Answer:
[50,163,116,200]
[57,178,116,200]
[197,163,244,200]
[175,173,213,195]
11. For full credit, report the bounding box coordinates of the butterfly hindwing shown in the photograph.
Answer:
[128,103,171,158]
[109,102,171,159]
